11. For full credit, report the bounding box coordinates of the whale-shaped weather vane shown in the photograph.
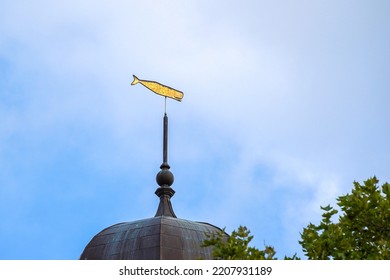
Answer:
[131,75,184,102]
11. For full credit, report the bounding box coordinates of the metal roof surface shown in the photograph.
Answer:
[80,216,224,260]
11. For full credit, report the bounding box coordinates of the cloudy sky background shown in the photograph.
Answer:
[1,0,389,259]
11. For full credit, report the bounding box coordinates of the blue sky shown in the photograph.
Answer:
[0,0,389,259]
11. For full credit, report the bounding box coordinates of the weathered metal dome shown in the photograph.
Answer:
[79,216,222,260]
[80,113,225,260]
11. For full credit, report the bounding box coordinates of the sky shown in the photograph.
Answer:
[0,0,389,259]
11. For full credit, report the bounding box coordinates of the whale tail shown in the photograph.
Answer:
[131,75,140,85]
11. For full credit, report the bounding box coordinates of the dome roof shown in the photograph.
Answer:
[80,216,222,260]
[80,113,225,260]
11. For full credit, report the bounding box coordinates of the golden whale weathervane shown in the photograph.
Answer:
[131,75,184,102]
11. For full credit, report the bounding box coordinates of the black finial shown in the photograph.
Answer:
[155,113,176,218]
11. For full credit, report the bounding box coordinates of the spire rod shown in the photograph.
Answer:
[162,111,168,165]
[155,112,176,218]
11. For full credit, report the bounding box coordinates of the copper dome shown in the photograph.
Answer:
[80,216,223,260]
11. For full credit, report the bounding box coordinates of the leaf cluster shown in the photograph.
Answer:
[300,177,390,259]
[203,226,299,260]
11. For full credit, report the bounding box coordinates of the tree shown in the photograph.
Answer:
[203,225,298,260]
[300,177,390,259]
[204,177,389,260]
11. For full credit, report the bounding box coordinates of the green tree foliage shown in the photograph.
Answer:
[203,226,299,260]
[300,177,390,259]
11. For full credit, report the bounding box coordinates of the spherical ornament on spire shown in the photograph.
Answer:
[156,167,174,187]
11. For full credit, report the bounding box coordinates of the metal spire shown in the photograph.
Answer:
[154,107,176,218]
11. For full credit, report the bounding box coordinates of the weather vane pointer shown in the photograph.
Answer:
[131,75,184,102]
